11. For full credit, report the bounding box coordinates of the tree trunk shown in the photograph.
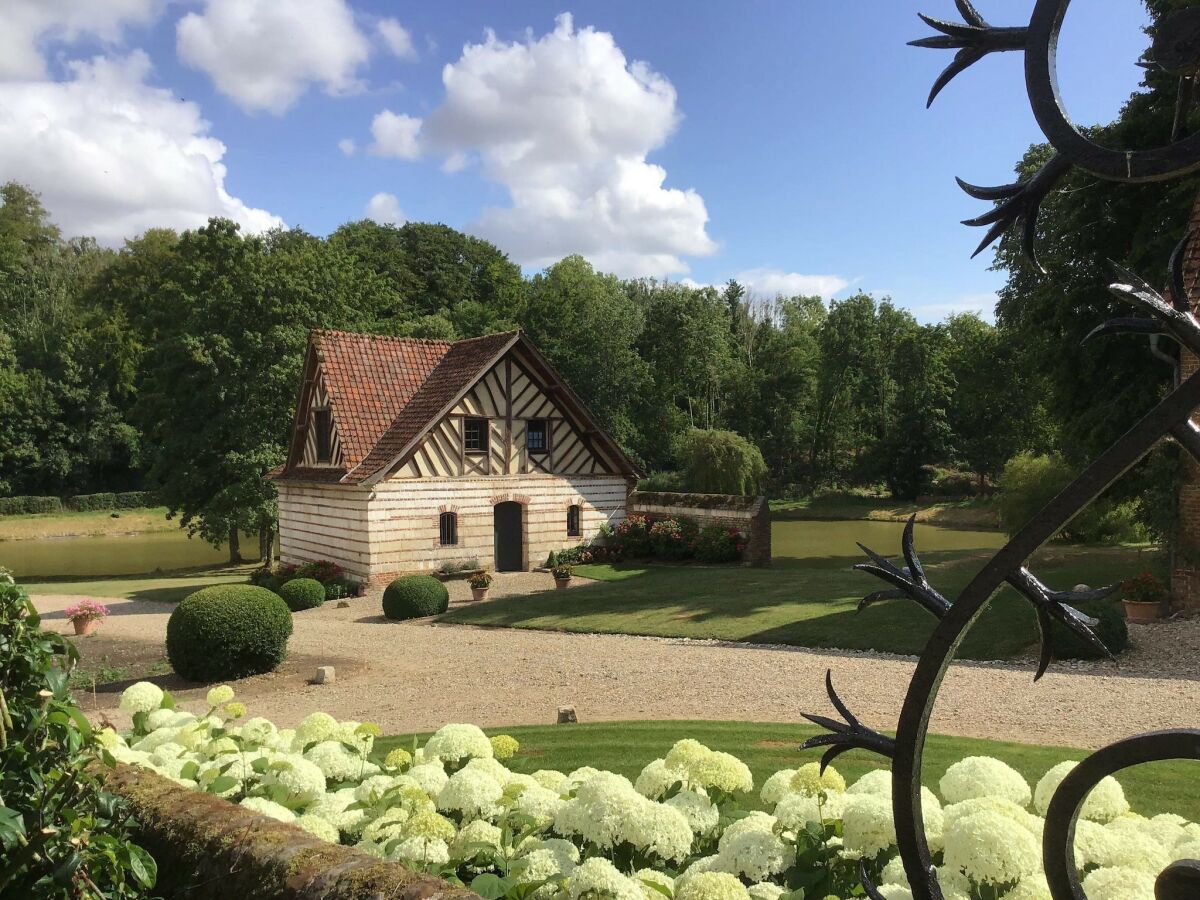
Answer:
[259,523,273,566]
[228,527,242,564]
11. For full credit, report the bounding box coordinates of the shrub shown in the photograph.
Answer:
[323,575,359,601]
[278,577,325,611]
[0,576,157,896]
[166,585,293,681]
[469,572,493,590]
[1047,599,1129,660]
[382,575,449,620]
[997,453,1145,543]
[638,471,684,492]
[0,495,63,515]
[610,514,653,558]
[694,525,746,563]
[295,559,344,583]
[65,492,118,512]
[677,428,767,496]
[649,516,697,560]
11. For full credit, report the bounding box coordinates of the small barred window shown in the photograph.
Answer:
[567,504,581,537]
[439,511,458,546]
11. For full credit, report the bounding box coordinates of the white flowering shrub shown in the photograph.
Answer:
[111,682,1190,900]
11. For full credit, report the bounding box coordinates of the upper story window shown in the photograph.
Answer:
[439,511,458,546]
[464,418,488,454]
[567,504,581,537]
[314,408,333,463]
[527,419,548,454]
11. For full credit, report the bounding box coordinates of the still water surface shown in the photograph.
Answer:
[1,517,1005,579]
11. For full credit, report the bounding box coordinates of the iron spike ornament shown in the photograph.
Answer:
[911,0,1200,269]
[797,5,1200,899]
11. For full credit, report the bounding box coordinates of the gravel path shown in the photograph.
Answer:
[32,582,1200,751]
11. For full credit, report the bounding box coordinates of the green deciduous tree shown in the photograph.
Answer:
[677,428,768,496]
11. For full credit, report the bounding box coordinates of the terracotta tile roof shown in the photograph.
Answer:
[313,331,452,470]
[347,331,519,482]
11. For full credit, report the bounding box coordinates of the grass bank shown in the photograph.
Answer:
[25,564,256,603]
[0,506,176,541]
[771,493,998,530]
[376,720,1200,821]
[440,544,1158,659]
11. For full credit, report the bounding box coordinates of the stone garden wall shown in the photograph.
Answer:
[627,491,771,566]
[107,764,476,900]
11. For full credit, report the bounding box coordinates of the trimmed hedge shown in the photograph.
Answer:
[1048,599,1129,661]
[0,491,157,515]
[166,586,293,682]
[278,577,325,611]
[0,496,63,515]
[382,575,449,621]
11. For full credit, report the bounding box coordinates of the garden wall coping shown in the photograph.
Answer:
[106,764,479,900]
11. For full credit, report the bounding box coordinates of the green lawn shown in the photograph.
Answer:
[376,720,1200,821]
[440,544,1159,659]
[0,506,176,541]
[25,564,256,603]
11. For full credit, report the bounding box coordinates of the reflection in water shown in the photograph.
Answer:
[0,530,248,579]
[1,517,1004,580]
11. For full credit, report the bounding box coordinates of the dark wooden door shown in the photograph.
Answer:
[494,502,523,572]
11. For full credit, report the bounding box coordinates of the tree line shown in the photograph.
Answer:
[0,183,1066,554]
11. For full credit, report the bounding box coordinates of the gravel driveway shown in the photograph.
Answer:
[32,583,1200,751]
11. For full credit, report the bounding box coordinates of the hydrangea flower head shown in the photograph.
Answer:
[437,767,504,820]
[1080,865,1157,900]
[842,793,896,858]
[1033,761,1128,822]
[240,796,296,822]
[789,762,846,797]
[568,857,642,900]
[942,808,1040,885]
[120,681,164,714]
[385,748,413,771]
[490,734,519,759]
[675,871,751,900]
[425,723,494,764]
[206,685,235,707]
[939,756,1031,807]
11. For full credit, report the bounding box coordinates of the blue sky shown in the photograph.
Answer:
[0,1,1153,321]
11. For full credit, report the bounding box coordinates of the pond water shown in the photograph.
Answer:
[0,530,238,579]
[772,518,1005,563]
[0,516,1006,580]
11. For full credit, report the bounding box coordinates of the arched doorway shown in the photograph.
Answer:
[493,502,523,572]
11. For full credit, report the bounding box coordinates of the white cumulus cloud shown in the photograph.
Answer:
[415,13,714,278]
[0,52,282,243]
[0,0,162,80]
[176,0,371,114]
[377,18,417,61]
[369,110,422,159]
[338,137,357,156]
[734,268,849,299]
[364,192,406,225]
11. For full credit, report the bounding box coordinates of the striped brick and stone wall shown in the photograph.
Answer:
[628,491,771,567]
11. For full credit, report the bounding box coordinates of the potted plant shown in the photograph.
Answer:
[551,564,573,590]
[469,572,493,602]
[1120,572,1168,623]
[64,598,109,636]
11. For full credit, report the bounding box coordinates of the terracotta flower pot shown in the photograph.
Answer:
[554,578,571,590]
[1123,599,1162,624]
[72,618,97,636]
[471,587,490,602]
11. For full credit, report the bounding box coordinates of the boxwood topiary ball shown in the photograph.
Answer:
[382,574,450,620]
[167,585,293,682]
[278,577,326,611]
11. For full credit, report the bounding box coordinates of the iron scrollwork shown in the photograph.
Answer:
[799,3,1200,898]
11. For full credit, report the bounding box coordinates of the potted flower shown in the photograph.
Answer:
[469,572,493,602]
[1120,572,1168,623]
[64,598,109,636]
[551,563,573,590]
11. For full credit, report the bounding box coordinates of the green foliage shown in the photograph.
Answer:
[166,585,293,681]
[677,428,767,496]
[382,574,450,620]
[1047,599,1129,661]
[648,516,697,560]
[997,453,1145,544]
[694,525,745,563]
[637,471,684,492]
[0,576,157,897]
[0,495,62,515]
[323,575,359,601]
[277,577,325,611]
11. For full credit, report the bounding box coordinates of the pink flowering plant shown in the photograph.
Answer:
[64,597,110,624]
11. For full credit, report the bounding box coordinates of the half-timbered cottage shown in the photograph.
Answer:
[267,330,641,585]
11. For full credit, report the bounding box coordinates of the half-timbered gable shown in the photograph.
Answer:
[268,329,640,583]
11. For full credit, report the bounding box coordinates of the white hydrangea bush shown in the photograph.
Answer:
[110,683,1192,900]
